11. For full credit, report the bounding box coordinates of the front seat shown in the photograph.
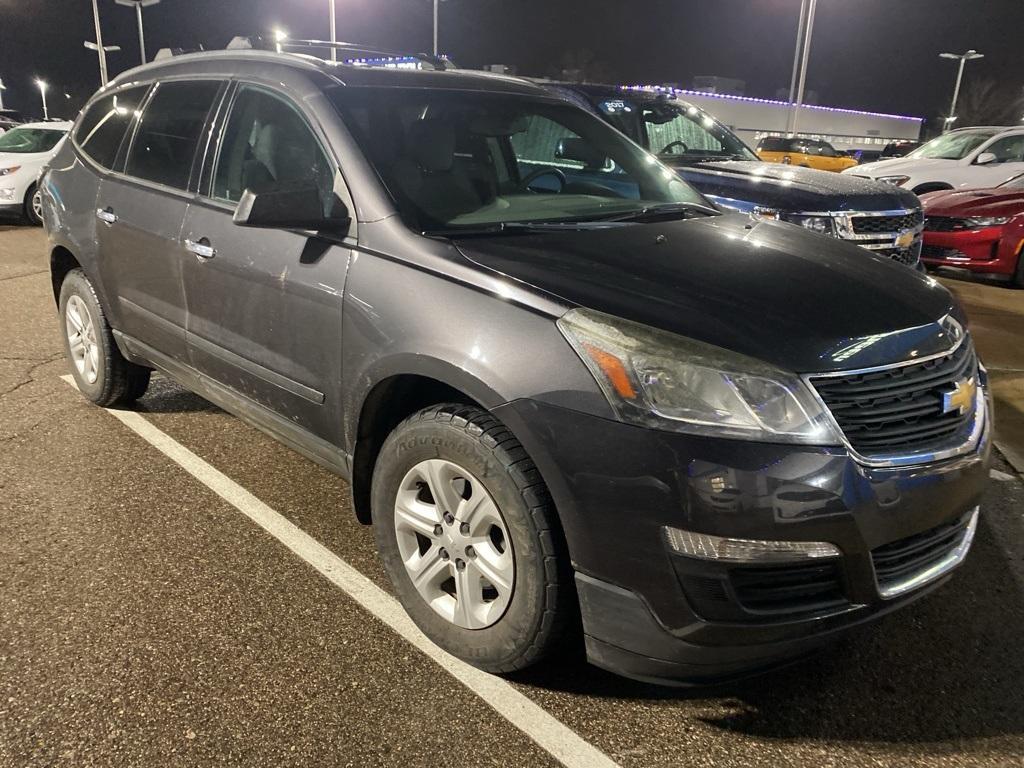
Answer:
[241,122,279,192]
[393,119,484,225]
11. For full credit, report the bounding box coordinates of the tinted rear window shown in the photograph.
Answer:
[75,85,149,169]
[758,137,790,152]
[125,80,221,189]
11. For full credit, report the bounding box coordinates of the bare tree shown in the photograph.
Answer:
[955,77,1024,127]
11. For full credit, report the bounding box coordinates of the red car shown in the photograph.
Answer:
[921,174,1024,285]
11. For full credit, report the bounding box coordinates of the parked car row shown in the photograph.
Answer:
[0,120,73,224]
[39,51,990,686]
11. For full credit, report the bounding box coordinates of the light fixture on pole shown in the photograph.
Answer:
[328,0,337,62]
[939,50,984,131]
[35,79,49,120]
[115,0,161,66]
[274,28,288,54]
[84,40,123,86]
[789,0,818,137]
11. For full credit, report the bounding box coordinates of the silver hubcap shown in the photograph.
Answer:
[31,188,43,220]
[65,294,99,384]
[394,459,515,629]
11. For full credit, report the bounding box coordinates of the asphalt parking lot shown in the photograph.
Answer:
[2,222,1024,768]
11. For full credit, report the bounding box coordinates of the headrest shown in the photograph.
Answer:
[408,119,455,173]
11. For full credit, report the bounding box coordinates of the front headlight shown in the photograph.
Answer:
[557,308,842,444]
[0,166,22,177]
[784,213,835,235]
[877,175,911,186]
[965,216,1010,227]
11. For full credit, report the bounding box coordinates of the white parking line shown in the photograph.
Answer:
[61,376,619,768]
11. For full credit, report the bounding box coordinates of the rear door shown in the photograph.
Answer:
[180,83,352,445]
[972,134,1024,186]
[95,79,223,363]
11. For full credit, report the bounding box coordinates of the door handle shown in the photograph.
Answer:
[185,238,216,260]
[95,207,118,225]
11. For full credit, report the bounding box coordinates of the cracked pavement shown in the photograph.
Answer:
[2,222,1024,768]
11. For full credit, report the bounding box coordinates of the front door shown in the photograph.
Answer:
[95,80,222,362]
[181,84,351,445]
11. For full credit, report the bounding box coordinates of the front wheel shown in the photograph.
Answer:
[371,404,572,673]
[25,183,43,226]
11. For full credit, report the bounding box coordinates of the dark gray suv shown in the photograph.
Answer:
[43,50,991,685]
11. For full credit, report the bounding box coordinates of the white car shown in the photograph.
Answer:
[0,120,73,225]
[843,126,1024,196]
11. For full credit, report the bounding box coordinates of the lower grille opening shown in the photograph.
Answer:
[872,513,973,593]
[729,561,846,615]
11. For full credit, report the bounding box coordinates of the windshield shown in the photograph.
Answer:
[0,126,66,154]
[602,98,757,162]
[907,130,999,160]
[329,87,709,232]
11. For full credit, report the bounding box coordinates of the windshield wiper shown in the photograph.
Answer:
[597,201,719,223]
[422,221,608,238]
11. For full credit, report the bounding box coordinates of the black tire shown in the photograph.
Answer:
[58,268,151,406]
[24,183,42,226]
[371,403,572,674]
[1013,250,1024,288]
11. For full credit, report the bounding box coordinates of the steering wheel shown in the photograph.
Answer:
[660,140,688,155]
[520,167,567,193]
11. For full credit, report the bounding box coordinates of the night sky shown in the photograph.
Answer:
[1,0,1021,123]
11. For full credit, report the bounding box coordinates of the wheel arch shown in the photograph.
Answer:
[50,245,83,305]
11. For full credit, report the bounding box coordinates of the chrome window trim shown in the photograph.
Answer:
[802,321,988,468]
[874,507,979,599]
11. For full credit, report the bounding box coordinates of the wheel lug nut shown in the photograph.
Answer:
[440,548,450,561]
[465,545,476,559]
[456,559,466,571]
[459,522,470,536]
[443,512,455,525]
[433,524,443,536]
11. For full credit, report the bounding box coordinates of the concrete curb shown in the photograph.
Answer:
[994,440,1024,477]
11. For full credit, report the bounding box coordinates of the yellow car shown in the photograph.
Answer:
[756,137,859,172]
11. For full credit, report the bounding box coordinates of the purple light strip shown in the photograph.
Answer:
[620,84,923,122]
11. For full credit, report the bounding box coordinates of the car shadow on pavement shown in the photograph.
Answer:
[512,516,1024,743]
[133,374,222,415]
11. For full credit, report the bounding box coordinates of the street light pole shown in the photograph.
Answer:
[0,78,6,111]
[116,0,161,66]
[433,0,439,56]
[91,0,109,85]
[939,50,984,130]
[786,0,809,134]
[329,0,337,62]
[790,0,818,137]
[36,79,49,120]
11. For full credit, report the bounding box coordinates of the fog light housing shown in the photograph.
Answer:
[664,526,841,563]
[0,188,15,201]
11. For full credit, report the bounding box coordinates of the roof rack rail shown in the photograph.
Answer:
[274,37,457,71]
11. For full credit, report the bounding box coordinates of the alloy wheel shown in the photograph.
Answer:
[65,294,99,384]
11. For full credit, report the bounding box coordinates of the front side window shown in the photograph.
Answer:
[982,135,1024,164]
[331,86,709,232]
[908,130,1000,160]
[126,80,220,189]
[212,86,333,204]
[74,85,148,168]
[640,102,757,161]
[0,127,66,154]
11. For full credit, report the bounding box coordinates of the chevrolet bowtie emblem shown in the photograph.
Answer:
[942,377,977,416]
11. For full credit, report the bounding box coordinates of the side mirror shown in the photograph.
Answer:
[233,182,351,232]
[975,152,997,166]
[555,137,607,169]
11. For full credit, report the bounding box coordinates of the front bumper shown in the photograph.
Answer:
[922,229,1020,276]
[493,396,991,684]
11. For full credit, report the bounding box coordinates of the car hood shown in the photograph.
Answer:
[0,150,52,170]
[665,160,920,213]
[922,188,1024,217]
[455,214,955,374]
[848,156,956,178]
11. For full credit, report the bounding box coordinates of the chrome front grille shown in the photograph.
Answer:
[851,209,924,234]
[834,208,925,267]
[809,338,980,460]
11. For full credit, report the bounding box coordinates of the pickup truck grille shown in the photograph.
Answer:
[809,339,978,457]
[851,209,924,235]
